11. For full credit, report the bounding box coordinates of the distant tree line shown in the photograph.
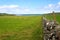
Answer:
[0,13,16,16]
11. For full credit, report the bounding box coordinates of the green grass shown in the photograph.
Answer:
[0,16,43,40]
[45,13,60,23]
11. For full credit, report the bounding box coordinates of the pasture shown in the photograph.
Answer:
[45,13,60,23]
[0,16,43,40]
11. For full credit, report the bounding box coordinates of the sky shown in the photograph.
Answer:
[0,0,60,14]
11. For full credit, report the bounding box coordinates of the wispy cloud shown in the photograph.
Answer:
[0,5,31,14]
[42,2,60,13]
[0,5,19,9]
[0,2,60,14]
[0,5,19,13]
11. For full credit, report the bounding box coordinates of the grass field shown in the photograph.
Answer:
[0,16,43,40]
[45,13,60,23]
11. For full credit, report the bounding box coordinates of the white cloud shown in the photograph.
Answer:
[0,5,19,14]
[0,5,40,14]
[0,2,60,14]
[48,4,53,8]
[0,5,32,14]
[0,5,19,9]
[24,9,30,12]
[58,2,60,5]
[43,2,60,13]
[56,2,60,8]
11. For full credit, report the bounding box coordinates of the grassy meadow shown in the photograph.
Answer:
[45,13,60,23]
[0,16,43,40]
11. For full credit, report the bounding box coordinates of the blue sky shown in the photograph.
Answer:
[0,0,60,14]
